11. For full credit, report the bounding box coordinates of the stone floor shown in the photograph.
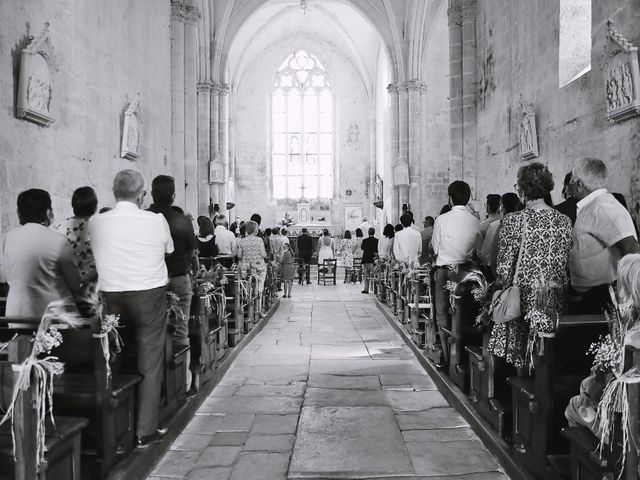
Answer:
[148,280,509,480]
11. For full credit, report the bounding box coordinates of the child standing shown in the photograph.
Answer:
[281,243,295,298]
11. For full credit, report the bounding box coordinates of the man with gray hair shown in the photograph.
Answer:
[569,158,640,312]
[90,169,174,447]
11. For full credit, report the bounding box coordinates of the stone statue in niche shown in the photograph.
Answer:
[518,95,539,160]
[604,20,640,123]
[374,174,383,202]
[16,22,56,127]
[121,95,141,160]
[209,153,225,184]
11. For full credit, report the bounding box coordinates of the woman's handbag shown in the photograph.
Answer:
[490,216,527,324]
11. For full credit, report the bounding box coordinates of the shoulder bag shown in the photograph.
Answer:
[490,215,528,324]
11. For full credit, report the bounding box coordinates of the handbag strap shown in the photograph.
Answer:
[512,213,528,286]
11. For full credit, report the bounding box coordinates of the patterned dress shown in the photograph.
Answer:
[341,238,355,267]
[487,207,573,368]
[52,216,97,297]
[238,235,267,292]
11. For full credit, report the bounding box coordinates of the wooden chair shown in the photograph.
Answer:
[225,270,243,347]
[318,259,337,285]
[0,335,89,480]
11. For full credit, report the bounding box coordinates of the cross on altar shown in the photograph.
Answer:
[299,184,306,201]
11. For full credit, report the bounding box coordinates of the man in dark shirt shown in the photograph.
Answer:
[297,227,313,285]
[555,172,578,225]
[360,227,379,294]
[148,175,197,390]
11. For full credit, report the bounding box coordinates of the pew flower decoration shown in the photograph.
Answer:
[587,334,621,374]
[166,291,186,330]
[0,300,81,464]
[592,287,640,472]
[524,279,561,370]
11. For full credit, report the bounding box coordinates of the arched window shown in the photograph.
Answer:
[272,50,333,200]
[559,0,591,87]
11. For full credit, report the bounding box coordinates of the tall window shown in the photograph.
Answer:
[272,50,333,200]
[559,0,592,87]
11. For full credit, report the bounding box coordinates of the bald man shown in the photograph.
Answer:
[90,169,174,447]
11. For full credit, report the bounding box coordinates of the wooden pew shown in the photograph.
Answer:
[189,294,226,388]
[466,326,514,440]
[225,270,243,347]
[406,270,430,349]
[396,270,407,324]
[0,334,89,480]
[562,344,640,480]
[507,314,608,478]
[442,272,484,393]
[0,316,140,477]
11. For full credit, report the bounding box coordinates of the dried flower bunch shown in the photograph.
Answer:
[587,334,621,374]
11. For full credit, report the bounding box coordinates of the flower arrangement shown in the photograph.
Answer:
[523,277,561,370]
[588,334,621,374]
[0,300,81,464]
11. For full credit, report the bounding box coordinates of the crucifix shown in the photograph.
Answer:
[299,183,307,201]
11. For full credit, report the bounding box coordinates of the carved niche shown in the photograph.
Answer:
[16,22,57,127]
[121,95,141,160]
[392,154,410,186]
[209,153,225,184]
[604,20,640,123]
[518,96,539,160]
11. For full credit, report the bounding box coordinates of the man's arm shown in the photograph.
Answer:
[431,218,442,255]
[614,236,640,257]
[59,242,82,300]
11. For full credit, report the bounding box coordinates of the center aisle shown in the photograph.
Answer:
[149,281,508,480]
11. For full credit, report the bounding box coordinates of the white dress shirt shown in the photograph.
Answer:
[214,225,237,255]
[393,227,422,263]
[432,205,480,266]
[90,201,174,292]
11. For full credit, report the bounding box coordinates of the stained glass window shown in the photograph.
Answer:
[272,50,333,199]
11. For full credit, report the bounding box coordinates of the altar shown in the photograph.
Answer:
[286,224,335,236]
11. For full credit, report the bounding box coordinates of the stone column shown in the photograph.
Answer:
[197,81,212,215]
[218,83,230,212]
[407,80,427,219]
[183,4,200,215]
[368,115,376,223]
[210,83,220,208]
[398,82,410,215]
[228,116,237,204]
[462,0,477,193]
[171,1,186,204]
[448,0,464,181]
[387,83,400,222]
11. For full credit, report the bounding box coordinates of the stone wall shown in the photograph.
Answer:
[232,39,373,232]
[470,0,640,219]
[0,0,173,234]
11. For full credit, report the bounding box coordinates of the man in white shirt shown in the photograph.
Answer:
[393,213,422,263]
[431,181,480,363]
[90,169,174,448]
[214,214,237,265]
[569,158,640,313]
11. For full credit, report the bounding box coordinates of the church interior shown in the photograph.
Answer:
[1,0,640,479]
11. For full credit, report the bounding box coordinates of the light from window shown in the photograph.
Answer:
[272,50,333,200]
[559,0,591,87]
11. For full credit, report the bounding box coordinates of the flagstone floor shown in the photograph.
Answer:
[148,279,508,480]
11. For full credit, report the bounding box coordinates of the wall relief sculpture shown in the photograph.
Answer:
[121,94,141,160]
[518,95,539,160]
[16,22,56,127]
[604,20,640,123]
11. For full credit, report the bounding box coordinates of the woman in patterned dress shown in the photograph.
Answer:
[341,230,356,280]
[237,220,268,316]
[51,186,98,298]
[488,163,573,369]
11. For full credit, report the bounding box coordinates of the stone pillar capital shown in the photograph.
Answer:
[197,81,213,92]
[217,83,230,95]
[386,83,399,95]
[171,1,185,20]
[447,0,463,25]
[462,0,477,19]
[184,5,201,24]
[405,79,428,93]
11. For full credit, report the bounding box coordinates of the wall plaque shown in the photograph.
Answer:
[518,95,539,160]
[392,154,410,186]
[604,20,640,123]
[121,95,141,160]
[16,22,56,127]
[209,155,225,184]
